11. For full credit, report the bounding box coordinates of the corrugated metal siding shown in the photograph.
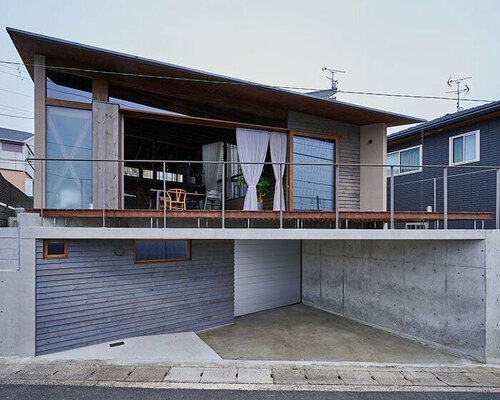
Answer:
[387,116,500,228]
[234,240,301,316]
[35,239,234,355]
[287,111,360,210]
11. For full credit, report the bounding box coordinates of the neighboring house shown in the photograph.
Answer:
[0,127,34,196]
[2,27,500,366]
[387,100,500,229]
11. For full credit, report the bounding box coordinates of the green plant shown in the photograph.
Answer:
[237,170,271,202]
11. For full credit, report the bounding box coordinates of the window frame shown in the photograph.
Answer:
[43,239,68,259]
[133,239,191,263]
[449,130,480,166]
[386,144,423,177]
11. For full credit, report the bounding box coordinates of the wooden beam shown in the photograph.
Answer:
[46,98,92,110]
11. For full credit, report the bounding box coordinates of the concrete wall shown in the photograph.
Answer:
[360,123,387,211]
[288,111,360,210]
[302,238,491,361]
[35,239,234,355]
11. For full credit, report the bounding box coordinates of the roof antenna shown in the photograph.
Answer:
[446,76,471,112]
[322,67,346,98]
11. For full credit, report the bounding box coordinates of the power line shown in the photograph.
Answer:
[0,60,496,103]
[0,103,32,114]
[0,87,32,98]
[0,112,33,119]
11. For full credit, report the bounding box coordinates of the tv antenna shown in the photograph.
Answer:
[322,67,346,97]
[446,76,471,112]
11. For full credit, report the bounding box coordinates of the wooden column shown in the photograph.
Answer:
[92,75,108,102]
[33,54,46,209]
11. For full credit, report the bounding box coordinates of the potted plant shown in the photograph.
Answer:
[237,171,271,210]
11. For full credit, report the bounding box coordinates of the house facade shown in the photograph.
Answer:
[387,101,500,229]
[2,28,500,365]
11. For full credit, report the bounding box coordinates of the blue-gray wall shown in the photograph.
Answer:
[387,116,500,228]
[35,239,234,355]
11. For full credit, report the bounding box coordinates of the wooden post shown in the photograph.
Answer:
[33,54,46,209]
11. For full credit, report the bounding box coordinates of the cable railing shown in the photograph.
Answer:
[25,158,500,230]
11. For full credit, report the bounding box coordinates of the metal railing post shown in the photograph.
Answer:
[40,159,44,226]
[163,161,166,228]
[279,162,283,229]
[222,160,225,229]
[335,164,339,229]
[433,177,437,229]
[443,167,448,229]
[102,160,105,227]
[496,168,500,229]
[390,166,394,229]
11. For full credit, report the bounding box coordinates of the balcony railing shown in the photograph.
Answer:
[25,158,500,230]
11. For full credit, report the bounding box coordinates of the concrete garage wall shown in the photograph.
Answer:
[35,239,234,355]
[302,239,488,361]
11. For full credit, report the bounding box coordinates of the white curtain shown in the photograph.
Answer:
[269,132,287,211]
[202,142,223,192]
[236,128,269,210]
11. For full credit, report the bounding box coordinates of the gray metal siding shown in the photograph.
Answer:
[234,240,301,316]
[35,239,234,355]
[387,116,500,229]
[287,111,361,210]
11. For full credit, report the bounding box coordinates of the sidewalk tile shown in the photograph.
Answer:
[433,372,480,387]
[89,365,134,381]
[305,368,343,385]
[273,368,308,385]
[14,363,61,379]
[465,371,500,387]
[0,364,22,379]
[237,368,272,384]
[371,371,412,386]
[52,364,99,381]
[402,371,447,386]
[164,367,204,383]
[201,367,237,384]
[338,370,378,385]
[125,366,170,382]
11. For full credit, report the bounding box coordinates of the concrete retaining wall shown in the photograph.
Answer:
[302,238,492,361]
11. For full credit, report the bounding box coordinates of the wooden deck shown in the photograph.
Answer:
[28,209,494,222]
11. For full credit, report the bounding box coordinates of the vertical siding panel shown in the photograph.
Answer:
[35,239,234,355]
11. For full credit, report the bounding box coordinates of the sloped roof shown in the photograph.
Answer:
[388,100,500,143]
[7,27,424,127]
[0,126,33,143]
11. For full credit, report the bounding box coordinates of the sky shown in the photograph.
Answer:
[0,0,499,135]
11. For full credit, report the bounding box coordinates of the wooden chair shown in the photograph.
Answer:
[161,188,187,211]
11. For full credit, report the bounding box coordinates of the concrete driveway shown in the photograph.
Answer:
[198,304,471,364]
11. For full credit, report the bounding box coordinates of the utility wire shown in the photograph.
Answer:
[0,87,32,98]
[0,60,495,103]
[0,112,33,119]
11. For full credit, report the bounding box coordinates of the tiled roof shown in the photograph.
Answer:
[0,127,33,143]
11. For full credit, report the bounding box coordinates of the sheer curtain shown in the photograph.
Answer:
[236,128,269,210]
[269,132,287,211]
[202,142,223,192]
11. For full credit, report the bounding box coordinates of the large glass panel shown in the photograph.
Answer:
[400,147,420,173]
[135,240,190,262]
[453,136,463,164]
[386,152,400,176]
[293,136,335,211]
[46,71,92,103]
[46,106,92,209]
[465,133,476,161]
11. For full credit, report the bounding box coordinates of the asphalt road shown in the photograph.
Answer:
[0,385,499,400]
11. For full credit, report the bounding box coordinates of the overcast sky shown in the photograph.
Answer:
[0,0,499,134]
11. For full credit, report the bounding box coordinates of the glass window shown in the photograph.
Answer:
[386,152,400,176]
[134,240,190,263]
[387,146,421,176]
[46,106,93,209]
[2,142,22,153]
[293,136,335,211]
[450,131,479,165]
[46,71,92,103]
[44,240,67,258]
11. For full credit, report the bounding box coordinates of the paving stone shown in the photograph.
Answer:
[338,370,378,385]
[401,371,447,386]
[164,367,204,383]
[89,365,134,381]
[0,364,22,379]
[370,371,412,386]
[272,368,308,385]
[305,368,343,385]
[237,368,272,384]
[201,367,237,383]
[14,363,61,379]
[465,371,500,387]
[125,366,170,382]
[52,364,99,381]
[433,372,480,387]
